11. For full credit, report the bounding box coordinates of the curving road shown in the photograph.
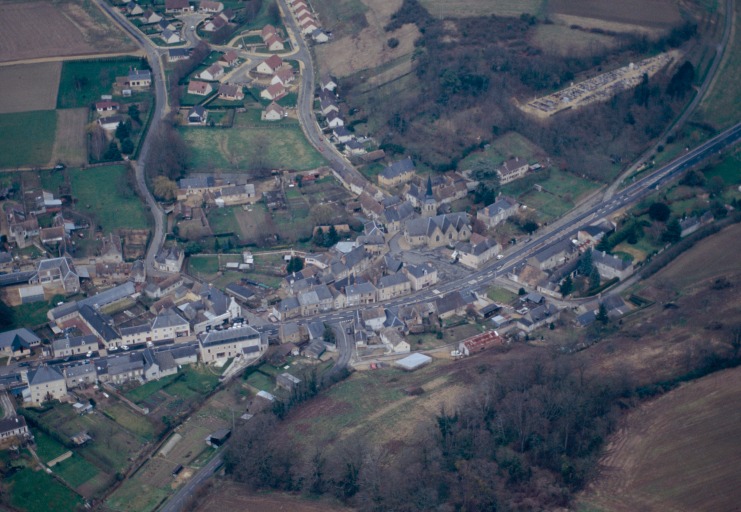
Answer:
[95,0,170,278]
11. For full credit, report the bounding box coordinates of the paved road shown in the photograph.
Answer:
[604,0,734,200]
[0,391,15,419]
[158,453,223,512]
[95,0,170,278]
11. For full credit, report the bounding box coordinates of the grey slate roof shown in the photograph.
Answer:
[404,262,435,279]
[380,157,414,180]
[152,308,189,330]
[51,335,97,353]
[28,365,65,385]
[200,325,260,347]
[0,328,40,351]
[79,305,118,342]
[346,282,376,296]
[405,212,469,238]
[378,273,409,289]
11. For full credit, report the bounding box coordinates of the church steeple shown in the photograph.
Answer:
[426,175,433,197]
[422,174,436,218]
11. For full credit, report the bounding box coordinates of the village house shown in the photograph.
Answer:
[95,100,119,113]
[127,69,151,87]
[345,282,377,307]
[161,29,181,44]
[320,75,337,92]
[477,196,519,228]
[320,96,338,116]
[203,16,227,32]
[0,328,41,359]
[497,157,530,185]
[265,33,285,51]
[199,0,223,13]
[158,19,177,32]
[528,240,575,271]
[143,349,178,381]
[154,245,185,273]
[378,157,415,188]
[165,0,192,13]
[218,83,244,101]
[51,335,98,358]
[261,83,286,101]
[199,63,224,81]
[403,262,438,291]
[187,105,208,125]
[380,328,410,354]
[198,325,262,364]
[455,234,501,270]
[256,55,283,75]
[516,303,560,332]
[325,111,343,128]
[219,50,239,68]
[273,296,301,321]
[26,366,67,404]
[97,354,144,384]
[31,257,80,294]
[333,126,353,143]
[0,416,31,444]
[299,16,319,35]
[311,29,329,43]
[142,9,162,24]
[188,80,213,96]
[263,101,286,121]
[592,250,634,280]
[270,67,295,87]
[97,115,124,131]
[8,217,39,249]
[377,273,411,301]
[178,176,215,196]
[404,212,471,249]
[151,308,192,341]
[168,47,190,62]
[279,322,302,344]
[64,363,97,389]
[213,184,257,207]
[126,1,144,15]
[577,224,611,245]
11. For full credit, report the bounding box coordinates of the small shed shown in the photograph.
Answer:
[207,428,231,447]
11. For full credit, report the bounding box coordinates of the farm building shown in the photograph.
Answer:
[395,353,432,371]
[458,331,503,357]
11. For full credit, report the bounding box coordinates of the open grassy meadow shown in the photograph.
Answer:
[0,110,56,168]
[8,466,83,512]
[505,168,600,220]
[420,0,543,18]
[530,23,619,56]
[57,58,149,109]
[697,2,741,129]
[69,165,150,233]
[180,112,326,173]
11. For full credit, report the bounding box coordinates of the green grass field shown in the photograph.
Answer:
[53,453,100,488]
[104,402,158,441]
[696,5,741,128]
[420,0,544,18]
[207,207,242,234]
[188,255,220,277]
[180,112,326,172]
[11,300,55,329]
[704,148,741,184]
[0,111,56,168]
[57,58,148,109]
[69,165,150,233]
[510,168,599,220]
[487,286,519,304]
[33,430,68,463]
[9,467,83,512]
[124,374,180,404]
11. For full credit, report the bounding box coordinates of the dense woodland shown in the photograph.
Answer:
[224,329,741,511]
[343,0,699,179]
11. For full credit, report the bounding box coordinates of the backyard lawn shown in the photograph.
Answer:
[8,466,83,512]
[69,165,150,233]
[180,112,326,173]
[57,58,149,109]
[0,110,56,168]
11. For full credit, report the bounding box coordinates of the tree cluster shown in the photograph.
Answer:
[225,355,636,511]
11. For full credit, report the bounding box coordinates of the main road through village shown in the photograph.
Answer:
[91,1,741,509]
